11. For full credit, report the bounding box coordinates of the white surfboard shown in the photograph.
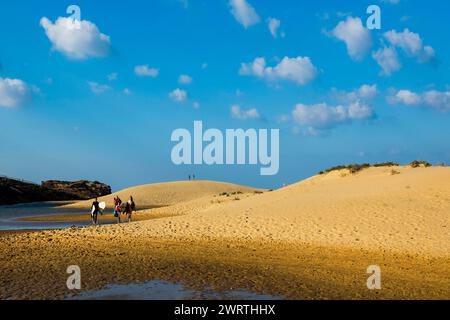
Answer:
[91,205,95,214]
[99,201,106,210]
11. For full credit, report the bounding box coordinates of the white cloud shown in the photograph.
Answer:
[123,88,132,95]
[193,101,200,109]
[292,101,373,130]
[229,0,260,28]
[332,84,379,103]
[178,74,193,85]
[0,77,30,108]
[230,105,260,120]
[332,16,372,61]
[240,56,317,85]
[201,62,208,70]
[107,73,117,81]
[267,18,284,38]
[384,29,435,63]
[388,89,450,111]
[380,0,401,4]
[88,81,111,94]
[40,17,111,60]
[357,84,378,99]
[388,89,421,105]
[372,46,401,76]
[134,65,159,77]
[169,88,187,102]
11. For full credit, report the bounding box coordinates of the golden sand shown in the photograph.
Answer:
[0,166,449,299]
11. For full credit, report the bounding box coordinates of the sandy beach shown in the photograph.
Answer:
[1,166,449,300]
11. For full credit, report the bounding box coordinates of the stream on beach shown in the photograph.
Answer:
[0,201,115,231]
[69,280,281,300]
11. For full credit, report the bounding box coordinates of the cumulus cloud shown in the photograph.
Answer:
[178,74,193,85]
[388,89,450,111]
[267,18,284,38]
[240,56,317,85]
[357,84,378,99]
[384,29,435,62]
[230,105,260,120]
[229,0,260,28]
[107,73,118,81]
[169,88,187,102]
[331,84,379,103]
[372,46,401,76]
[332,16,372,61]
[134,65,159,77]
[87,81,111,94]
[0,77,30,108]
[40,17,111,60]
[292,101,373,132]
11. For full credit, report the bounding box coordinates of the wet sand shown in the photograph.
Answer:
[17,210,173,223]
[1,231,448,300]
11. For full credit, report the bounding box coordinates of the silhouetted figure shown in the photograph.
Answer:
[91,197,100,225]
[125,196,136,223]
[113,196,122,224]
[188,175,191,181]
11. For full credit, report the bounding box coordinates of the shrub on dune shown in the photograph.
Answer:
[410,160,432,168]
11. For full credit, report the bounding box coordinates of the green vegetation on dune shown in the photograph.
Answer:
[318,160,434,175]
[409,160,432,168]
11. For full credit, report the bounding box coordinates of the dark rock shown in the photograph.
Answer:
[41,180,111,200]
[0,176,111,206]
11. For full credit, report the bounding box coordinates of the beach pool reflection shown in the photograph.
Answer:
[0,201,114,231]
[69,280,281,300]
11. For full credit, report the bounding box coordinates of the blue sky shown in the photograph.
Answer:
[0,0,449,191]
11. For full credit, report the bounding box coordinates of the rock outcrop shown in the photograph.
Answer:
[41,180,111,200]
[0,176,111,206]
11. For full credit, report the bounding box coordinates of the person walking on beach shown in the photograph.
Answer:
[125,196,136,223]
[91,197,100,225]
[113,196,122,224]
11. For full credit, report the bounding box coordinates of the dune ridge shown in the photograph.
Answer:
[109,166,448,256]
[62,180,261,209]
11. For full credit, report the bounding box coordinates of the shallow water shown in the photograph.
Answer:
[69,280,280,300]
[0,202,114,231]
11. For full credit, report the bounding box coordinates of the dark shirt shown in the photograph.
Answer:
[92,201,100,213]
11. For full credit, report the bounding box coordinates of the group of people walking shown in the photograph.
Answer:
[113,195,136,223]
[91,195,136,225]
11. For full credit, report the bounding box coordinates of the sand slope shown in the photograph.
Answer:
[63,180,261,209]
[131,166,450,256]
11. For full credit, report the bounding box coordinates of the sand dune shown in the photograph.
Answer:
[1,166,449,299]
[131,166,450,256]
[63,180,261,209]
